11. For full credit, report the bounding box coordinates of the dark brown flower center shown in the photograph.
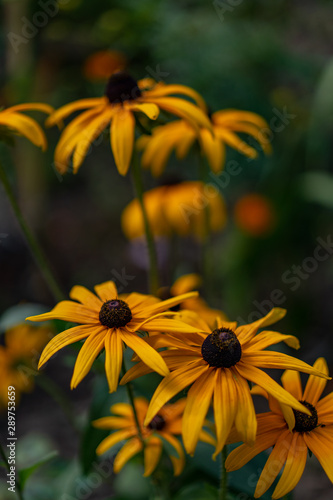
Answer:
[99,299,132,328]
[147,414,166,431]
[201,328,242,368]
[293,400,318,433]
[105,72,141,103]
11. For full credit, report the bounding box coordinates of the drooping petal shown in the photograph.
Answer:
[304,427,333,483]
[143,437,163,476]
[212,110,269,129]
[226,121,272,155]
[144,361,208,426]
[182,368,216,455]
[214,128,258,159]
[0,112,47,150]
[236,308,287,344]
[272,432,308,499]
[146,97,212,131]
[281,369,303,400]
[37,324,100,368]
[105,329,123,393]
[119,329,169,377]
[94,281,118,302]
[113,438,143,473]
[159,431,185,476]
[70,331,106,388]
[247,331,300,351]
[5,102,54,114]
[138,291,199,317]
[143,84,207,110]
[302,357,329,405]
[69,285,102,311]
[111,107,135,175]
[127,102,159,120]
[317,392,333,423]
[213,368,237,458]
[96,429,136,455]
[233,369,257,446]
[199,128,225,173]
[46,98,106,126]
[27,300,98,324]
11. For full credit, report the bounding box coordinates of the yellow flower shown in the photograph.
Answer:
[0,324,51,407]
[234,193,276,236]
[46,73,211,176]
[83,50,127,81]
[226,358,333,499]
[121,181,227,241]
[94,397,215,476]
[138,110,272,177]
[0,103,53,150]
[170,273,228,329]
[26,281,201,393]
[121,309,330,457]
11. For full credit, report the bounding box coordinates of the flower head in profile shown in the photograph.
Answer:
[94,397,215,476]
[26,281,201,393]
[226,358,333,499]
[121,308,330,457]
[46,73,211,176]
[234,193,276,237]
[0,103,53,150]
[121,181,226,241]
[0,324,51,407]
[137,109,272,177]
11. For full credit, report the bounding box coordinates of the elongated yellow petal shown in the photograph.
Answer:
[37,324,98,368]
[247,331,300,351]
[254,430,291,498]
[233,369,257,446]
[182,368,216,455]
[146,97,212,131]
[27,300,98,324]
[127,102,159,120]
[111,107,135,175]
[69,285,102,310]
[119,330,169,377]
[170,274,202,296]
[94,281,118,302]
[144,84,207,111]
[0,112,47,150]
[303,427,333,483]
[302,357,329,405]
[93,416,130,429]
[199,128,225,173]
[236,362,311,414]
[143,437,163,476]
[110,403,133,417]
[144,361,207,426]
[213,368,237,458]
[46,98,105,126]
[159,431,185,476]
[214,128,258,159]
[317,392,333,421]
[70,331,106,388]
[212,110,269,129]
[226,121,272,155]
[281,369,302,400]
[113,438,143,473]
[139,291,199,317]
[236,308,287,344]
[105,330,123,393]
[272,432,308,499]
[5,102,54,114]
[96,429,135,455]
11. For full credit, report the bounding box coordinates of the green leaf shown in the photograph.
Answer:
[299,171,333,209]
[18,451,58,488]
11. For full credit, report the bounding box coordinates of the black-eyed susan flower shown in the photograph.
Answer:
[46,72,211,176]
[94,397,215,476]
[0,103,53,150]
[234,193,276,236]
[0,324,51,407]
[121,308,330,457]
[26,281,201,393]
[226,358,333,499]
[137,110,272,177]
[121,181,227,241]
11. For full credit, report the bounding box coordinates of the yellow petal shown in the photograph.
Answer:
[38,324,97,368]
[70,331,106,388]
[233,369,257,446]
[146,97,212,131]
[159,431,185,476]
[105,330,123,393]
[214,128,258,159]
[144,84,207,111]
[113,438,143,473]
[170,274,202,296]
[110,402,133,417]
[111,107,135,175]
[119,329,169,377]
[272,432,308,499]
[281,369,303,400]
[213,368,237,458]
[46,98,105,126]
[303,427,333,483]
[27,300,97,324]
[199,128,225,173]
[247,331,300,351]
[212,110,269,129]
[226,121,272,155]
[144,361,207,426]
[236,307,287,344]
[0,112,47,150]
[316,392,333,421]
[127,102,159,120]
[302,357,329,405]
[93,416,130,429]
[69,285,102,311]
[94,281,118,302]
[96,429,135,456]
[182,368,216,455]
[5,102,54,114]
[143,437,163,476]
[138,291,199,317]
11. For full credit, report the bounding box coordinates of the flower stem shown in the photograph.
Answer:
[0,441,24,500]
[219,446,228,500]
[0,161,65,302]
[131,152,159,295]
[121,358,144,444]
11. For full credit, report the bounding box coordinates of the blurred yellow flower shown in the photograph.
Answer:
[234,193,276,236]
[26,281,201,392]
[46,73,211,176]
[138,109,272,177]
[122,309,330,457]
[226,358,333,499]
[0,103,53,150]
[83,50,127,81]
[94,397,215,476]
[0,324,51,407]
[121,181,227,241]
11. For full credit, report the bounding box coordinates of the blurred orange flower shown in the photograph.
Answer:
[83,50,127,81]
[234,193,276,236]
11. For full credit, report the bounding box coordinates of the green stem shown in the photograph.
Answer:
[131,152,159,295]
[0,441,24,500]
[0,161,65,302]
[121,358,144,444]
[219,446,228,500]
